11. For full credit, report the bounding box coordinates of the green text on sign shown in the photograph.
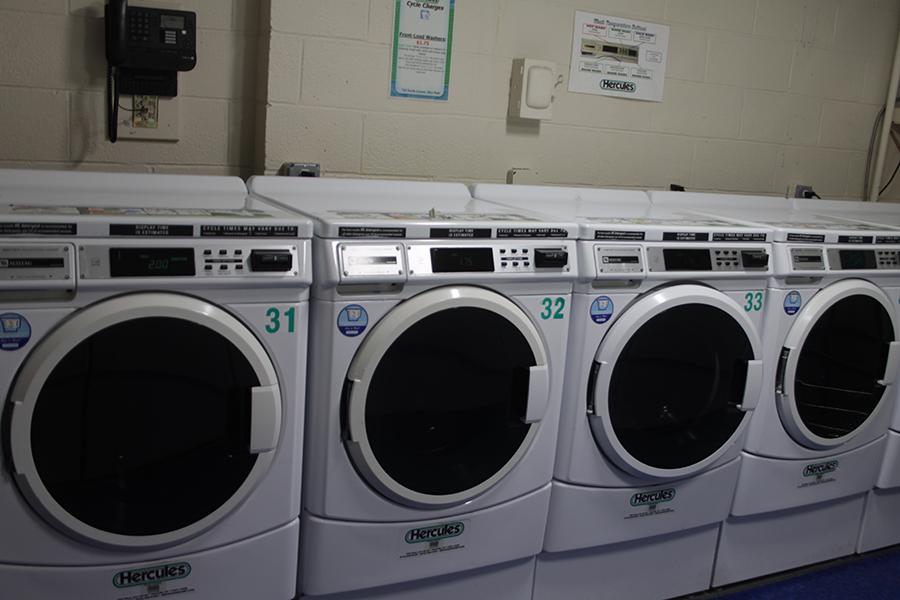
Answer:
[541,297,566,320]
[744,292,763,312]
[266,307,296,333]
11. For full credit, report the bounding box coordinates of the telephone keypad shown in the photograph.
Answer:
[128,11,152,43]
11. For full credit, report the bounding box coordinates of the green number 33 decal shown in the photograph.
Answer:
[743,292,763,312]
[541,297,566,320]
[266,307,296,333]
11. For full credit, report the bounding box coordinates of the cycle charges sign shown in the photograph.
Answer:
[390,0,455,101]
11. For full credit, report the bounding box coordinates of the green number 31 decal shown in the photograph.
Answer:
[743,292,763,312]
[541,297,566,320]
[266,307,296,333]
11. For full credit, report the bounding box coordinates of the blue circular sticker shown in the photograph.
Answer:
[337,304,368,337]
[0,312,31,351]
[784,291,802,316]
[590,296,615,324]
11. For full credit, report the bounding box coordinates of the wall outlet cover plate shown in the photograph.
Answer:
[115,95,180,142]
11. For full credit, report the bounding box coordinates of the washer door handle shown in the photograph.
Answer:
[878,341,900,387]
[523,364,550,423]
[740,359,764,411]
[249,384,282,453]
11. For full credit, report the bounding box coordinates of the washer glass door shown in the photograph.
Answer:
[7,293,281,549]
[589,284,761,479]
[777,280,899,449]
[343,286,549,508]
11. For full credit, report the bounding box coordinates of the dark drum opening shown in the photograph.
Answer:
[794,294,894,440]
[361,306,535,497]
[607,304,752,470]
[30,316,259,537]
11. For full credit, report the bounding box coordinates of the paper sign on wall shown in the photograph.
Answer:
[390,0,455,101]
[568,12,669,102]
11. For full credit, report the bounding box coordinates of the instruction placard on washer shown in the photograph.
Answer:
[568,12,669,102]
[0,313,31,351]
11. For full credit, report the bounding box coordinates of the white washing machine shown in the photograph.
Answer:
[794,197,900,554]
[652,191,900,586]
[248,177,577,600]
[0,169,312,600]
[474,184,771,600]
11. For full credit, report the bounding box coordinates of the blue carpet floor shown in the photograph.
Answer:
[718,548,900,599]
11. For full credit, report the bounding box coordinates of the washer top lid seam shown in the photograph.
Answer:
[249,177,578,240]
[650,191,895,243]
[475,184,771,242]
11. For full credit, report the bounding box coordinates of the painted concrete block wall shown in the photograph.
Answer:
[1,1,899,199]
[0,0,262,177]
[264,0,900,199]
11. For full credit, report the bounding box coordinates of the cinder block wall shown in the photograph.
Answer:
[1,0,899,200]
[0,0,261,177]
[264,0,900,199]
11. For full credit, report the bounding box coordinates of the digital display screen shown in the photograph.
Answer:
[431,248,494,273]
[160,14,185,29]
[605,256,639,264]
[109,248,195,277]
[839,250,876,270]
[795,254,822,263]
[663,249,712,271]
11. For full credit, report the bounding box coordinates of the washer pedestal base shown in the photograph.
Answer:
[301,557,534,600]
[300,485,550,596]
[714,495,864,586]
[858,488,900,553]
[533,524,719,600]
[0,519,299,600]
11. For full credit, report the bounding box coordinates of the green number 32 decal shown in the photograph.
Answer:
[541,297,566,320]
[743,292,763,312]
[266,307,296,333]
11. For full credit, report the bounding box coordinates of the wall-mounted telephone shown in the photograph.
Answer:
[105,0,197,143]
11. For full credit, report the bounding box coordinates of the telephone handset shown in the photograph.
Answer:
[105,0,197,142]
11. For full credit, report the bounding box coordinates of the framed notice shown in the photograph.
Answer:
[568,12,669,102]
[390,0,455,101]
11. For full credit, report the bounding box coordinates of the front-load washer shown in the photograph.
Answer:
[793,197,900,554]
[0,169,312,600]
[652,191,900,586]
[248,176,577,599]
[474,184,771,600]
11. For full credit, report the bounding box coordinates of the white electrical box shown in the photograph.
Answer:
[508,58,556,121]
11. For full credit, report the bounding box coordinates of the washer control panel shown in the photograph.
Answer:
[595,246,642,275]
[825,248,900,271]
[79,243,298,279]
[400,243,571,277]
[647,247,769,272]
